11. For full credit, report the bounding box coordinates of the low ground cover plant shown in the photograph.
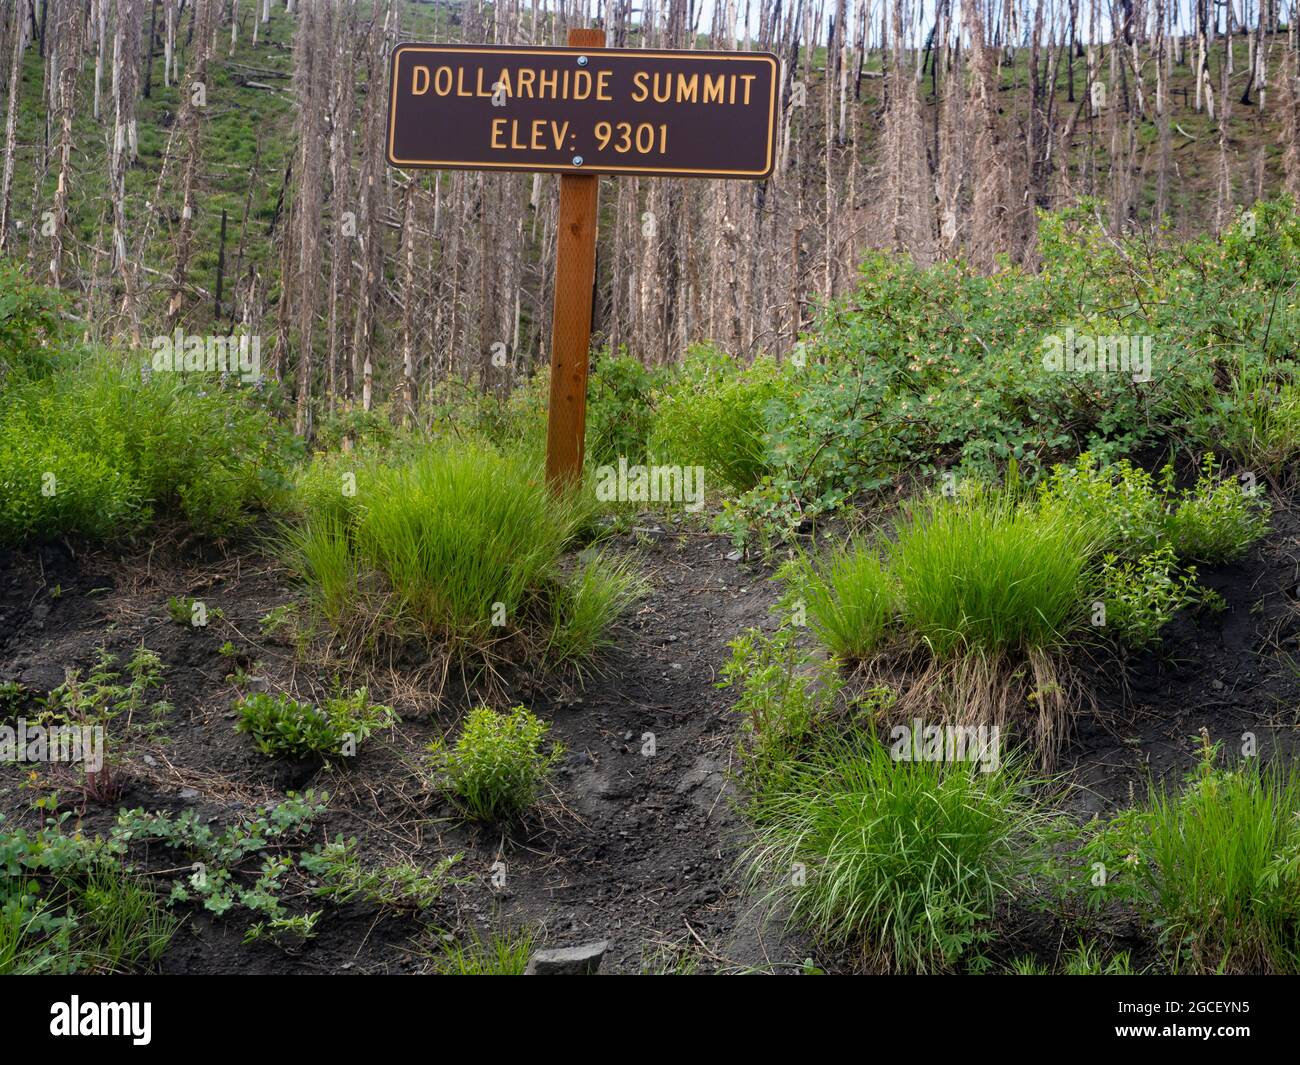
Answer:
[0,814,177,975]
[234,687,396,760]
[428,704,562,823]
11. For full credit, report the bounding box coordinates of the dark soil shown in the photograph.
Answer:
[3,501,1299,975]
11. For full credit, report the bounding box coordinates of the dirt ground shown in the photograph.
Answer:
[3,501,1298,974]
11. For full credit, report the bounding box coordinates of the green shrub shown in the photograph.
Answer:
[0,260,66,384]
[0,814,176,975]
[745,735,1041,972]
[1096,545,1200,649]
[650,344,788,491]
[1080,737,1300,973]
[1162,454,1271,564]
[234,688,396,760]
[0,350,292,545]
[429,704,563,822]
[585,350,668,465]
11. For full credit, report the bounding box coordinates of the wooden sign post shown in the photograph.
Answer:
[386,30,780,486]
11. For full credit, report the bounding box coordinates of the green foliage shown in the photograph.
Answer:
[1077,736,1300,974]
[887,486,1090,658]
[1162,454,1271,564]
[115,791,327,920]
[546,552,647,664]
[745,735,1042,972]
[1035,452,1164,559]
[0,350,293,545]
[650,344,790,491]
[428,705,563,823]
[0,261,66,385]
[1097,545,1200,649]
[720,626,844,797]
[0,814,175,975]
[287,443,636,663]
[714,200,1300,545]
[584,349,668,465]
[430,926,536,975]
[1007,942,1136,975]
[234,688,396,760]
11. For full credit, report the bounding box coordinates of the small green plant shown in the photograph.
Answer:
[720,626,847,798]
[1161,454,1271,564]
[234,688,396,760]
[1096,545,1200,649]
[429,926,536,975]
[1035,452,1164,559]
[745,734,1043,973]
[300,836,462,910]
[428,705,563,822]
[1078,732,1300,974]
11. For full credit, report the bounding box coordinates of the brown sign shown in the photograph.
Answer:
[387,43,780,179]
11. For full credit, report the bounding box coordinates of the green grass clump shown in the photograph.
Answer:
[745,735,1041,973]
[780,544,896,661]
[888,487,1090,659]
[287,444,639,663]
[429,926,536,975]
[1082,736,1300,974]
[650,344,788,492]
[429,705,563,823]
[234,688,396,760]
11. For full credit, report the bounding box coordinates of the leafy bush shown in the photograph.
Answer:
[429,705,563,822]
[0,350,293,545]
[1079,736,1300,973]
[1162,454,1271,564]
[234,688,396,760]
[745,735,1041,972]
[585,349,668,465]
[650,344,789,491]
[1096,546,1200,649]
[0,260,65,385]
[1035,452,1164,559]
